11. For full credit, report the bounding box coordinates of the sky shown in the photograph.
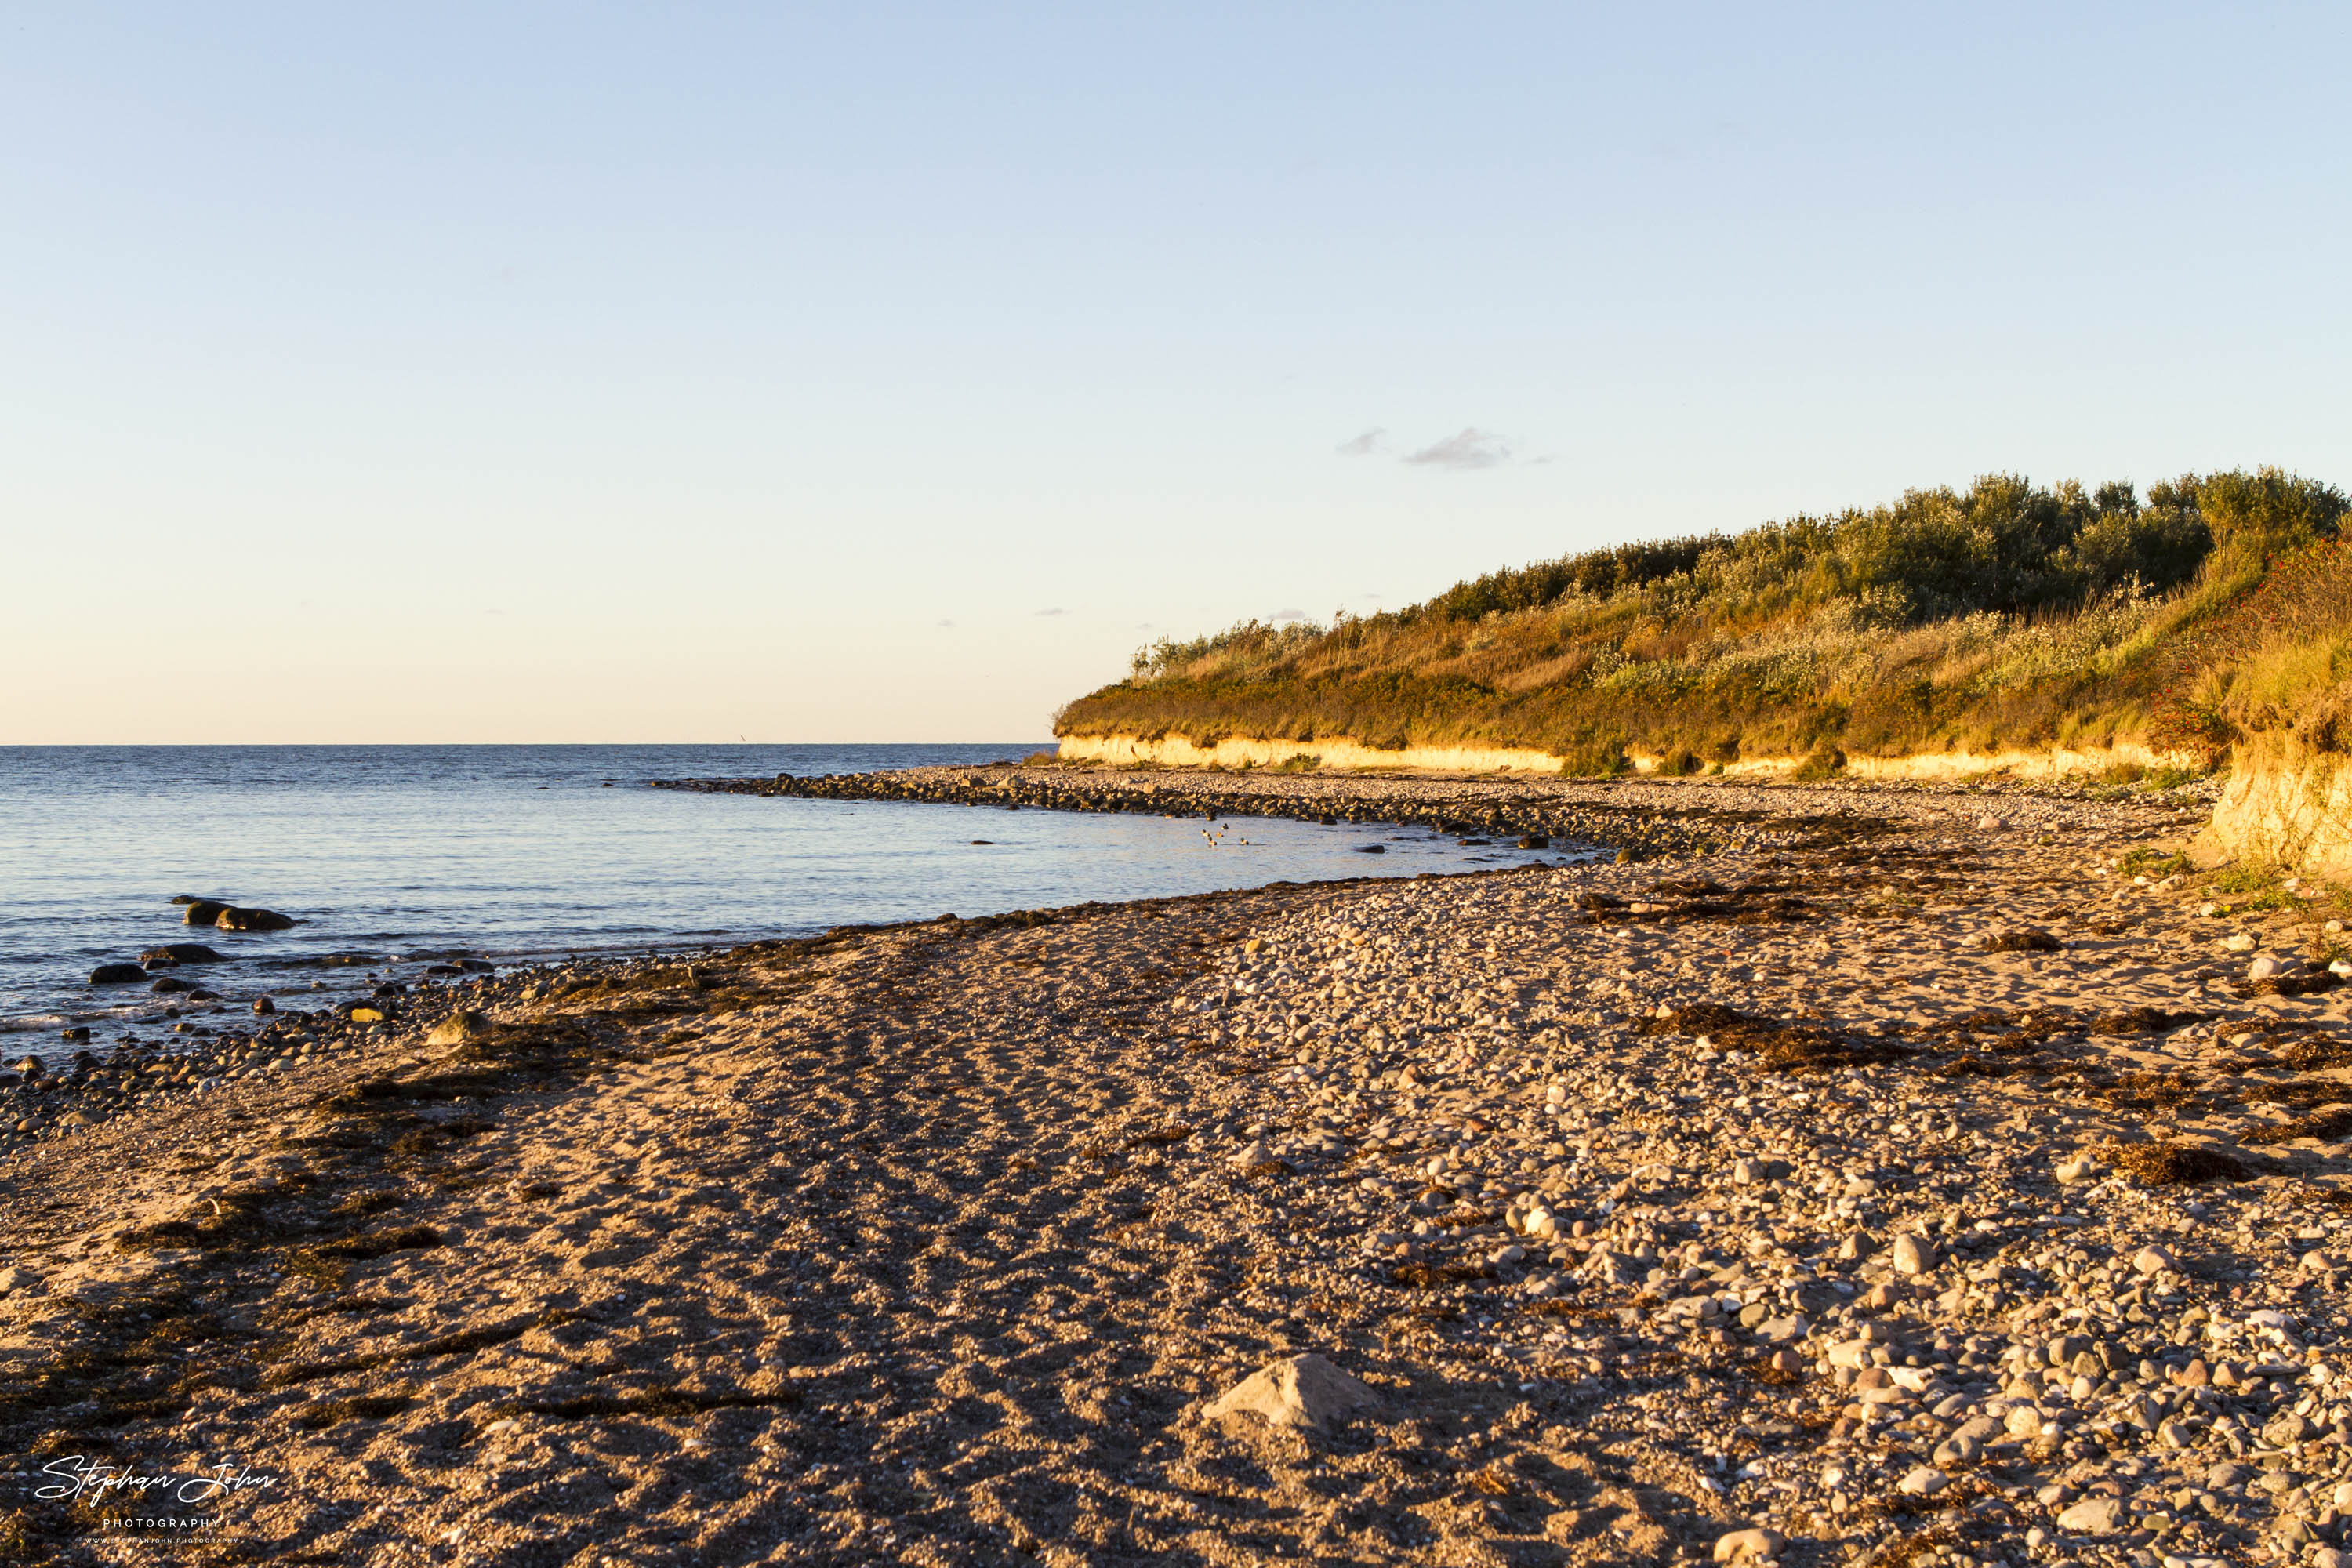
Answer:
[4,3,2348,743]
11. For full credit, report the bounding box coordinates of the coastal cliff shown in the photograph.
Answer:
[1055,469,2344,786]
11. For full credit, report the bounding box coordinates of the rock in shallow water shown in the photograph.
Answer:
[140,943,227,965]
[215,906,295,932]
[89,963,147,985]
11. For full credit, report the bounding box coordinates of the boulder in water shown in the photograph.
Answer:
[149,976,193,994]
[140,943,227,966]
[252,996,276,1015]
[89,963,147,985]
[182,900,230,926]
[215,906,295,932]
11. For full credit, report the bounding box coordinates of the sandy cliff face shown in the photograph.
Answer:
[2198,737,2352,877]
[1057,731,2192,782]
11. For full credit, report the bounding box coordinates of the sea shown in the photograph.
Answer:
[0,745,1567,1044]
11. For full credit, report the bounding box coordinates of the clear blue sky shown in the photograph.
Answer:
[5,4,2347,742]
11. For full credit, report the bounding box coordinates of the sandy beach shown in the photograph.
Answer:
[5,771,2350,1567]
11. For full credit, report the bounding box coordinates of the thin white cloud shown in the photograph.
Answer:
[1269,608,1312,623]
[1405,428,1512,470]
[1335,428,1387,456]
[1035,607,1068,617]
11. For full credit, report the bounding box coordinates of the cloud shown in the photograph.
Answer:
[1405,428,1512,470]
[1335,428,1387,456]
[936,619,955,628]
[1034,607,1068,617]
[1269,608,1312,623]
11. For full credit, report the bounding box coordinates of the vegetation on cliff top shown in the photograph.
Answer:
[1058,468,2347,772]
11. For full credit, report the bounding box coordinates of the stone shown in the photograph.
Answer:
[2004,1405,2044,1437]
[181,899,230,926]
[2222,933,2256,953]
[2056,1495,2125,1534]
[2248,953,2283,981]
[1932,1433,1983,1468]
[215,906,295,932]
[2055,1156,2099,1185]
[2263,1413,2316,1448]
[252,996,276,1015]
[348,1007,387,1024]
[1891,1233,1938,1276]
[426,1011,492,1047]
[89,963,147,985]
[1898,1466,1947,1496]
[1204,1353,1379,1432]
[149,976,192,994]
[2132,1244,2178,1275]
[1229,1141,1269,1169]
[140,943,227,966]
[1712,1526,1785,1563]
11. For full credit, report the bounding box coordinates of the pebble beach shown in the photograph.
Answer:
[5,768,2352,1567]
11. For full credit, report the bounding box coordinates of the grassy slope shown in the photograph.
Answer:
[1058,470,2344,771]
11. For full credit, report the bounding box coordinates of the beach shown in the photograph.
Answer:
[5,770,2350,1566]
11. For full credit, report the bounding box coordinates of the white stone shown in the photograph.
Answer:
[1204,1353,1380,1432]
[2132,1244,2178,1276]
[1228,1141,1269,1168]
[2247,953,2282,981]
[1891,1233,1938,1276]
[1712,1526,1785,1563]
[2223,933,2256,953]
[1898,1466,1947,1496]
[2055,1156,2098,1185]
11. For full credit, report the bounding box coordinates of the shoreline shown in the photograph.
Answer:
[2,773,2347,1564]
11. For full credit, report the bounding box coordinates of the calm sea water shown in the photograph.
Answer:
[0,745,1555,1038]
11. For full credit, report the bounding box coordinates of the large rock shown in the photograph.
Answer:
[1891,1233,1939,1276]
[214,906,295,932]
[1713,1528,1784,1563]
[1204,1354,1379,1432]
[140,943,226,966]
[427,1011,493,1047]
[89,963,147,985]
[181,900,230,926]
[2056,1495,2125,1534]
